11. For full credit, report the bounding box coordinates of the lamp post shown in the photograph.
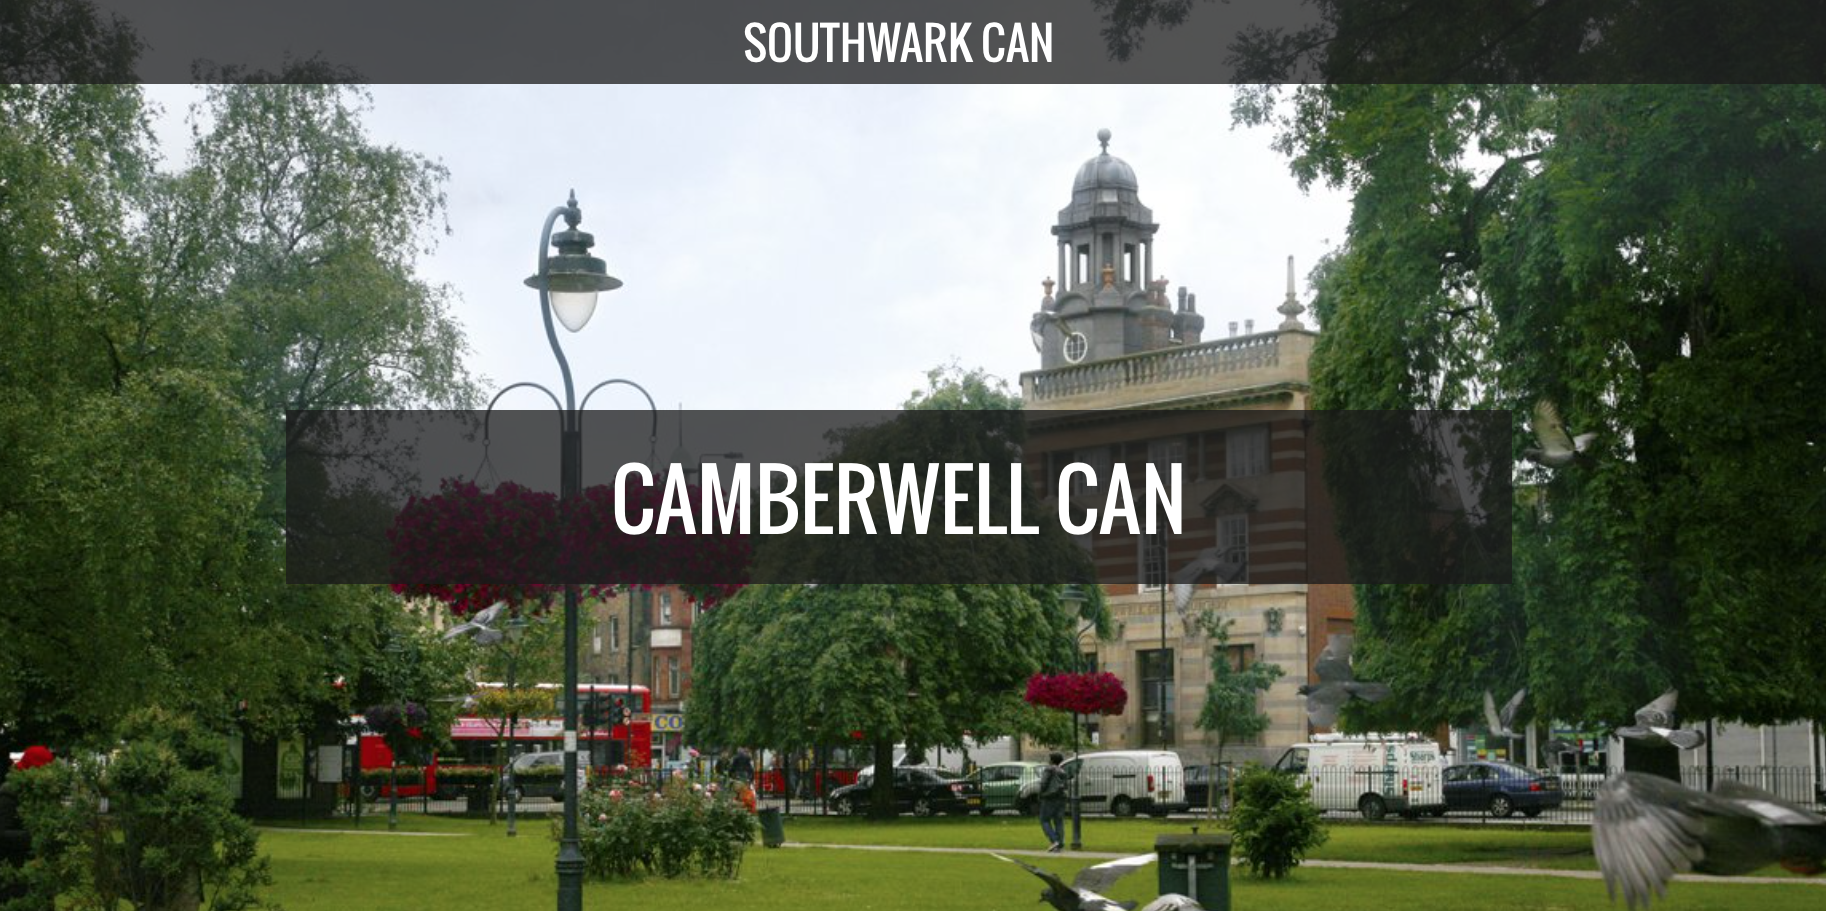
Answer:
[1061,584,1089,851]
[504,615,528,837]
[517,192,625,911]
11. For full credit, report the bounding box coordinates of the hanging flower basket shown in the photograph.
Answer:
[1024,672,1128,716]
[364,701,430,758]
[388,476,751,614]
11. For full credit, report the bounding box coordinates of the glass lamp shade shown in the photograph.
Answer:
[549,289,599,332]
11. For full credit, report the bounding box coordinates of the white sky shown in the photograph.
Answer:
[139,84,1352,422]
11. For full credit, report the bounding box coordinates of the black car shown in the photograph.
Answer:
[826,766,979,817]
[1184,763,1237,813]
[1440,760,1564,818]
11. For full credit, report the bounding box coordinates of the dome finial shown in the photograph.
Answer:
[1097,128,1112,153]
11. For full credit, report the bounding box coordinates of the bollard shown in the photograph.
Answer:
[757,806,786,848]
[1156,832,1231,911]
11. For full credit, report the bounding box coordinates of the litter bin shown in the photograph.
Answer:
[1156,832,1230,911]
[757,807,786,848]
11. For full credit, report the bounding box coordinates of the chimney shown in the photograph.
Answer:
[1245,319,1255,335]
[1228,322,1238,338]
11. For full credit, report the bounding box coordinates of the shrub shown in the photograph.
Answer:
[1227,765,1328,879]
[2,709,277,910]
[568,776,754,881]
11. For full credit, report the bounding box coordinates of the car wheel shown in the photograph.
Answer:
[1522,807,1543,818]
[1111,795,1136,818]
[831,796,854,816]
[1359,794,1388,821]
[1429,807,1447,818]
[979,807,996,816]
[912,796,936,818]
[1489,794,1515,819]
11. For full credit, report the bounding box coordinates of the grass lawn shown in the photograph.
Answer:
[253,814,1825,911]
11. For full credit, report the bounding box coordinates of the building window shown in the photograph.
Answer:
[1218,514,1249,584]
[608,617,620,652]
[1226,425,1269,478]
[1139,530,1167,590]
[666,656,680,699]
[659,592,673,626]
[1139,648,1175,747]
[592,621,602,655]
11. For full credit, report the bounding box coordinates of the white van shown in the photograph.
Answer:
[1270,735,1446,820]
[1022,750,1187,817]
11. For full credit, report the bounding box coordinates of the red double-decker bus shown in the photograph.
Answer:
[448,682,653,773]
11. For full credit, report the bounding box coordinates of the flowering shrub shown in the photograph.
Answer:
[1024,671,1129,715]
[570,776,755,881]
[389,477,750,615]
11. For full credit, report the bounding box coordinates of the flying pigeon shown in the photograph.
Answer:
[1297,634,1392,728]
[1616,690,1706,750]
[1593,772,1826,908]
[1169,546,1247,615]
[992,852,1164,911]
[1523,400,1596,468]
[441,601,509,643]
[1483,688,1527,740]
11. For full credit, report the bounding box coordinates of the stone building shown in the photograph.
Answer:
[1021,130,1354,766]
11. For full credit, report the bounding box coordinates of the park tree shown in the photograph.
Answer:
[0,82,480,754]
[1090,0,1826,81]
[0,0,142,81]
[1233,84,1826,733]
[689,584,1092,818]
[1193,613,1282,803]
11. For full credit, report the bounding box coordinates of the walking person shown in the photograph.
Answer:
[1037,751,1071,853]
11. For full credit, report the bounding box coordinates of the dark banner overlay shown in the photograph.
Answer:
[70,0,1826,83]
[287,409,1512,587]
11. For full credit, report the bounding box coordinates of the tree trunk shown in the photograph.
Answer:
[870,738,896,820]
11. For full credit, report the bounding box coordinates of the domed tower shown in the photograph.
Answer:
[1033,129,1174,369]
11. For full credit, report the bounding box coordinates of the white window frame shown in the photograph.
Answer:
[659,592,673,626]
[1218,514,1249,584]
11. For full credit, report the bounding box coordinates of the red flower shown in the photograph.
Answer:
[1024,672,1128,715]
[13,745,54,770]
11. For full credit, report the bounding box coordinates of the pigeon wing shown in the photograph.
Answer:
[1306,694,1342,729]
[1482,690,1502,733]
[1531,401,1577,458]
[1635,690,1679,728]
[1594,773,1712,908]
[1663,728,1706,751]
[1073,853,1156,895]
[1500,688,1527,729]
[993,854,1079,911]
[1345,681,1392,703]
[1137,897,1205,911]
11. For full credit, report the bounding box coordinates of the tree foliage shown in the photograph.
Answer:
[0,82,477,754]
[0,0,142,81]
[1093,0,1826,81]
[689,584,1089,818]
[1194,614,1283,767]
[1228,765,1328,880]
[1237,84,1826,730]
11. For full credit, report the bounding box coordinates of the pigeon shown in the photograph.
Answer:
[442,601,510,644]
[1483,687,1527,740]
[1169,547,1247,615]
[1593,771,1826,908]
[992,852,1160,911]
[1297,634,1392,728]
[1616,690,1706,750]
[1523,400,1596,468]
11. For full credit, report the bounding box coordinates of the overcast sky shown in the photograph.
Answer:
[140,84,1352,427]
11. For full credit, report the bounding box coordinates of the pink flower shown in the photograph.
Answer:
[596,812,608,822]
[609,789,624,800]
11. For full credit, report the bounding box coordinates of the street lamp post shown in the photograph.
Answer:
[517,192,625,911]
[504,616,528,837]
[1060,585,1089,851]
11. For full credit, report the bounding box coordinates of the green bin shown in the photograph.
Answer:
[757,807,786,848]
[1156,832,1230,911]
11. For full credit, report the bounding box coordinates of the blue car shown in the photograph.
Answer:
[1440,760,1563,818]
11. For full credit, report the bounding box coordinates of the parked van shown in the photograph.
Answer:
[1270,735,1446,820]
[1022,750,1188,817]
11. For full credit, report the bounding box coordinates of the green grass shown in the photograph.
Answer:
[250,815,1825,911]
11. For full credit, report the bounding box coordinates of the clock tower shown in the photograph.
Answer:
[1032,129,1203,369]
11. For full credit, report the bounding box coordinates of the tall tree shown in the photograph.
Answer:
[0,82,481,753]
[1194,613,1283,788]
[0,0,142,81]
[1236,84,1826,731]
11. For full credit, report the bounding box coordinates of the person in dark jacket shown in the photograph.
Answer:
[1036,752,1072,853]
